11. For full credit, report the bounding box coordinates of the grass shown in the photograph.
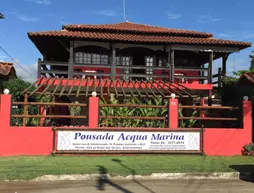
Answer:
[0,155,253,180]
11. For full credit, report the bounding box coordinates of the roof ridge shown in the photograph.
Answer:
[62,22,213,38]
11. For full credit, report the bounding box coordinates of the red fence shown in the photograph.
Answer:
[0,94,252,156]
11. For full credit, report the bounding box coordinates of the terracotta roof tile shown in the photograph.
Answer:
[28,30,252,48]
[62,22,213,38]
[240,72,254,83]
[0,62,14,76]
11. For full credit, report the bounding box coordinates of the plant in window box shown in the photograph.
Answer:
[69,101,81,116]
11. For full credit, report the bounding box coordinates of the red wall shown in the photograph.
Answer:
[0,127,53,156]
[203,101,252,156]
[0,95,53,156]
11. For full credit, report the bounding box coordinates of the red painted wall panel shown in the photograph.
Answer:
[0,127,53,156]
[203,129,251,156]
[0,95,53,156]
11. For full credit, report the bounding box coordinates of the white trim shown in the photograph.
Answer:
[171,44,239,53]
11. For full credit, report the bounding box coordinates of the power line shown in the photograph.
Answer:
[0,12,33,78]
[0,45,33,77]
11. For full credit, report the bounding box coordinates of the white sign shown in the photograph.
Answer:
[57,131,200,151]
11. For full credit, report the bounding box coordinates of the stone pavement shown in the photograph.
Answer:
[0,179,253,193]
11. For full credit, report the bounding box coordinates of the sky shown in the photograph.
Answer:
[0,0,253,81]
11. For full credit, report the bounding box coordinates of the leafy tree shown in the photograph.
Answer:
[3,78,51,126]
[249,51,254,71]
[3,78,35,102]
[233,51,254,76]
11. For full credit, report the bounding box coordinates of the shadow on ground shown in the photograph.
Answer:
[230,165,254,183]
[96,165,133,192]
[112,159,156,193]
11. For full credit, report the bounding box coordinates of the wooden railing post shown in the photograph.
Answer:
[23,93,28,126]
[68,40,74,78]
[200,97,205,127]
[37,58,41,78]
[208,52,213,84]
[168,95,178,128]
[170,49,175,81]
[218,67,222,88]
[110,44,116,80]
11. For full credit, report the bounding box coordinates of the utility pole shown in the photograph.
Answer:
[0,13,4,19]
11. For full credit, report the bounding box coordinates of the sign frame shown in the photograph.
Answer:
[52,127,204,155]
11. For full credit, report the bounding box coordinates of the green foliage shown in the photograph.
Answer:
[3,78,52,126]
[217,76,247,108]
[99,95,168,127]
[69,101,81,116]
[3,78,34,101]
[178,108,199,128]
[100,96,201,128]
[233,70,250,77]
[233,51,254,76]
[242,143,254,156]
[249,51,254,71]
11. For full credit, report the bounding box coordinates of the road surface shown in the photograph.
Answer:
[0,179,253,193]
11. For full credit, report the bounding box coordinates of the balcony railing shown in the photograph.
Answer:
[38,60,209,83]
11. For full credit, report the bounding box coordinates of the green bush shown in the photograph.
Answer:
[99,96,202,128]
[242,143,254,156]
[99,95,168,127]
[178,108,199,128]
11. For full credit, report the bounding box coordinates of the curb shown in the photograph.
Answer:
[21,172,252,182]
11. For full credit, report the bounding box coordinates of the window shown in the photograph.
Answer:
[145,56,154,80]
[83,53,92,63]
[116,56,121,65]
[92,54,100,64]
[101,55,108,64]
[122,56,132,80]
[158,59,162,67]
[75,52,83,63]
[74,52,109,64]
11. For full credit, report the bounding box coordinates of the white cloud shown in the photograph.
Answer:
[198,14,220,23]
[167,13,182,20]
[17,15,39,22]
[25,0,51,5]
[216,33,235,38]
[240,33,254,40]
[13,60,37,82]
[90,10,118,17]
[7,12,39,22]
[0,55,8,61]
[216,32,254,41]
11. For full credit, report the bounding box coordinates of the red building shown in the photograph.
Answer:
[28,22,251,102]
[0,22,252,156]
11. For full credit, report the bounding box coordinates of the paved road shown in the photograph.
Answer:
[0,179,253,193]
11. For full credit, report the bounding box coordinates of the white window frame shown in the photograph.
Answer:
[145,56,154,81]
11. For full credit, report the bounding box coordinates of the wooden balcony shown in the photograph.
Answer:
[38,60,213,90]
